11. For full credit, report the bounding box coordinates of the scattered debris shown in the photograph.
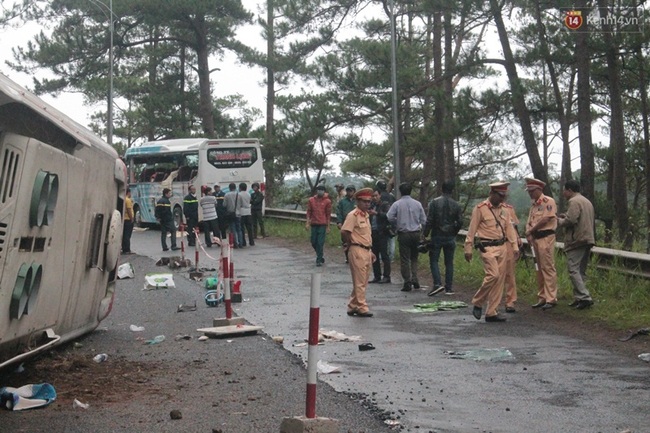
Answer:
[319,329,362,342]
[317,360,341,374]
[198,336,209,341]
[358,343,375,351]
[402,301,468,313]
[174,335,192,341]
[93,354,108,363]
[73,399,89,409]
[445,348,513,362]
[0,383,57,411]
[144,335,166,345]
[117,263,135,279]
[204,277,219,290]
[385,419,401,426]
[155,257,170,266]
[618,328,650,342]
[204,290,223,307]
[272,336,284,343]
[170,409,183,420]
[168,257,192,269]
[143,273,175,290]
[638,353,650,362]
[177,301,197,312]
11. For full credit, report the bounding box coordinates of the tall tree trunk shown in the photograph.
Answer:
[432,8,444,197]
[443,5,455,184]
[633,8,650,252]
[179,47,187,133]
[575,0,595,202]
[489,0,548,193]
[534,0,571,207]
[195,17,215,137]
[639,45,650,256]
[146,27,158,141]
[419,14,434,203]
[597,0,631,248]
[264,0,277,206]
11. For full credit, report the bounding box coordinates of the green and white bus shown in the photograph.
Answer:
[124,138,264,228]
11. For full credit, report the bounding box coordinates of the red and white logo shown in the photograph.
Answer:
[565,10,583,30]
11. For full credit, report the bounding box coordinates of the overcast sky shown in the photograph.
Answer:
[0,0,269,130]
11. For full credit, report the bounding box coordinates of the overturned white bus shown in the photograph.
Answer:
[0,73,125,369]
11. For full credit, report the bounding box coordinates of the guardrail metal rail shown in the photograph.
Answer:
[265,207,650,279]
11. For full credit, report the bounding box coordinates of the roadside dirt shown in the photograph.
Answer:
[2,351,164,409]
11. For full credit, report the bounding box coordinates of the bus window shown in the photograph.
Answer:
[207,147,258,169]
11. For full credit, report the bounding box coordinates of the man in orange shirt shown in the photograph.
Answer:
[306,185,332,266]
[525,178,558,310]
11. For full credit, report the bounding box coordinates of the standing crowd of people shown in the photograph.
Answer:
[123,175,596,323]
[320,177,596,321]
[148,183,267,252]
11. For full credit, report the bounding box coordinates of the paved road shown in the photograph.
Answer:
[129,228,650,433]
[0,228,395,433]
[7,228,646,433]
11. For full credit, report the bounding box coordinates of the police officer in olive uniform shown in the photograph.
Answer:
[341,188,376,317]
[524,178,558,310]
[464,182,519,322]
[502,201,522,312]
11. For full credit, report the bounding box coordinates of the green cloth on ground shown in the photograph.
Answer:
[401,301,468,313]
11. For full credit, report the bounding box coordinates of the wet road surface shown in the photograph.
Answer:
[130,228,650,433]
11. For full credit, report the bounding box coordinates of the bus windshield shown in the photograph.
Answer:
[130,153,198,183]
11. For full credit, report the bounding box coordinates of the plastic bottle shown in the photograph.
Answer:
[93,354,108,363]
[145,335,166,345]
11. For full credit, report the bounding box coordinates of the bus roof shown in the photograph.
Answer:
[124,138,261,157]
[0,73,116,157]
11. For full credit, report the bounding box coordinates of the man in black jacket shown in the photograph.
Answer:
[250,182,266,239]
[213,184,228,239]
[183,185,199,246]
[423,180,463,296]
[368,189,392,283]
[155,188,179,251]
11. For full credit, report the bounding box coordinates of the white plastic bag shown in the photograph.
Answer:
[143,273,175,290]
[117,263,134,279]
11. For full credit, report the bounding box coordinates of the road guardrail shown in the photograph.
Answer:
[265,207,650,279]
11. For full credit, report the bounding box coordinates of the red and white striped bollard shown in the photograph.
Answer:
[306,272,321,418]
